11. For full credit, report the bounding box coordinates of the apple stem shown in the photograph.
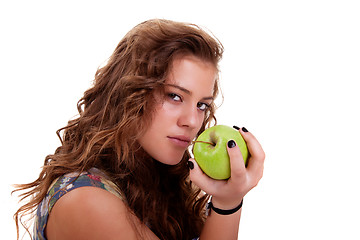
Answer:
[192,140,215,146]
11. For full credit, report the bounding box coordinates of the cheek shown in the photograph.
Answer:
[138,103,192,165]
[154,102,185,127]
[152,102,176,126]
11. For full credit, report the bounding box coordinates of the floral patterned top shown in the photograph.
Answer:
[33,167,200,240]
[33,168,123,240]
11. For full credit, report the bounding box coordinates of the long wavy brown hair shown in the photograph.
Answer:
[13,19,223,240]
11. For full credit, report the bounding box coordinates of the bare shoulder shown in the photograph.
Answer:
[46,186,158,240]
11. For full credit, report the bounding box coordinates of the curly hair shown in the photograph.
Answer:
[13,19,223,240]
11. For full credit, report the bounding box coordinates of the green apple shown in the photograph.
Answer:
[193,125,248,180]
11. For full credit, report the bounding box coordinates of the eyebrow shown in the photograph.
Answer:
[165,83,214,101]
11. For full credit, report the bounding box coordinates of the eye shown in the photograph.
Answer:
[197,102,210,111]
[168,93,182,102]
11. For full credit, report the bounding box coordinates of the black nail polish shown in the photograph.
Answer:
[227,140,236,148]
[188,161,194,170]
[233,125,240,130]
[242,127,248,132]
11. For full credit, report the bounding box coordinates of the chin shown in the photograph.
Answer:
[156,153,184,166]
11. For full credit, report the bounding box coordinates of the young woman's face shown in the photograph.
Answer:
[138,55,217,165]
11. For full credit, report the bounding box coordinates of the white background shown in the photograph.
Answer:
[1,0,359,239]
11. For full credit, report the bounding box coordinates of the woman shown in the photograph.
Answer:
[14,19,265,240]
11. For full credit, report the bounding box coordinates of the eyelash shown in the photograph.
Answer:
[197,102,210,111]
[168,93,182,102]
[167,93,210,111]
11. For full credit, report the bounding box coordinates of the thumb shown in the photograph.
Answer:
[188,158,217,194]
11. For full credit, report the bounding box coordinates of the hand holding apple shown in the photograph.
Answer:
[193,125,249,180]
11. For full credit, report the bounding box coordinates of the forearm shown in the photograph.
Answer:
[200,201,242,240]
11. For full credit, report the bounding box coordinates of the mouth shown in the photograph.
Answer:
[167,136,191,148]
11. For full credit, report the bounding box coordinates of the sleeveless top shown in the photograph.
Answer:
[33,168,123,240]
[33,168,200,240]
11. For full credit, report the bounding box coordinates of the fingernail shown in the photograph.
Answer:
[227,140,236,148]
[242,127,248,132]
[233,125,240,130]
[187,161,194,170]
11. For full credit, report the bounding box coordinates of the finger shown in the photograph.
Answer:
[239,127,265,160]
[188,158,219,195]
[239,128,265,181]
[227,140,246,180]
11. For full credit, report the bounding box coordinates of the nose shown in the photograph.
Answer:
[177,104,200,129]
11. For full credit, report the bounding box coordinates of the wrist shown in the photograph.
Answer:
[206,196,243,216]
[211,196,244,210]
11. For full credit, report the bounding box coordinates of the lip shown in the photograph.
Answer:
[167,135,191,148]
